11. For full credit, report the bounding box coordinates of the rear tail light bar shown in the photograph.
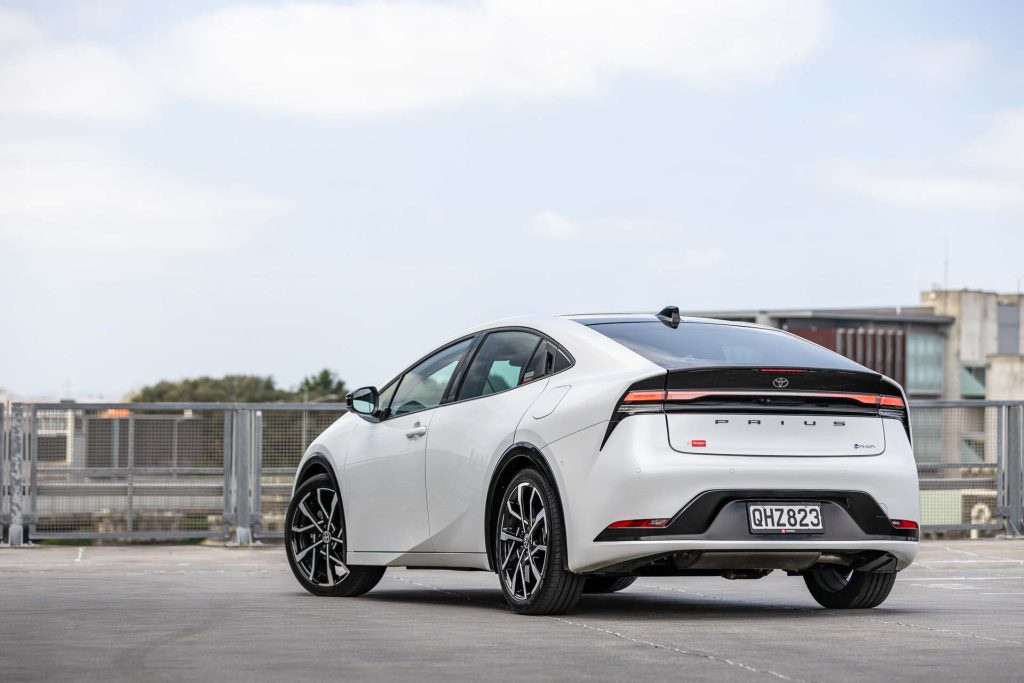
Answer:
[623,389,905,408]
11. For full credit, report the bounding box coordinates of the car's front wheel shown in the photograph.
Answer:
[285,473,385,597]
[495,468,584,615]
[803,566,896,609]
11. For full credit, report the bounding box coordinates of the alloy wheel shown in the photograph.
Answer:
[498,481,549,600]
[289,486,349,587]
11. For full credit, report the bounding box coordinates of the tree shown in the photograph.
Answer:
[130,375,293,402]
[297,369,347,402]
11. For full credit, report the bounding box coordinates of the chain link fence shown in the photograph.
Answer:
[1,400,1022,544]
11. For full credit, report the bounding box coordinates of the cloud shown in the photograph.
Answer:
[0,140,290,251]
[885,39,984,86]
[964,109,1024,171]
[153,0,826,120]
[0,8,158,120]
[823,110,1024,211]
[824,160,1023,211]
[522,210,667,242]
[648,247,727,273]
[523,211,583,241]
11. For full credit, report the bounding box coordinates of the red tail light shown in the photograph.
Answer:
[758,368,808,373]
[890,519,918,529]
[650,389,903,407]
[623,390,667,402]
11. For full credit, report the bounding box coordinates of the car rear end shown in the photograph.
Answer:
[564,316,920,581]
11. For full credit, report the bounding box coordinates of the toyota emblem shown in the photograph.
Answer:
[772,377,790,389]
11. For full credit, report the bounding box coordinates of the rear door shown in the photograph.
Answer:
[424,330,554,553]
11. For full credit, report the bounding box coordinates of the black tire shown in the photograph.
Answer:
[803,566,896,609]
[494,468,584,615]
[286,473,385,597]
[583,576,637,594]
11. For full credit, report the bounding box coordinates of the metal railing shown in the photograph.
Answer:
[911,401,1023,536]
[1,400,1022,545]
[1,402,345,545]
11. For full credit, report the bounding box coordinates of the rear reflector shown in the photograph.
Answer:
[690,439,706,447]
[607,518,670,529]
[890,519,918,530]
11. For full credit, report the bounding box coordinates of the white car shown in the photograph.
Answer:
[286,307,920,615]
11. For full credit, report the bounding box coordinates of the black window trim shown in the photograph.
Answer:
[375,326,575,421]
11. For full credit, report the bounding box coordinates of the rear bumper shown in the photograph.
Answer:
[546,416,920,574]
[571,539,918,574]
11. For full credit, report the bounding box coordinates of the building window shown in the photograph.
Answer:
[960,366,986,399]
[906,331,943,395]
[997,302,1020,355]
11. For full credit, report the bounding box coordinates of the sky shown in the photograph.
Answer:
[1,0,1023,400]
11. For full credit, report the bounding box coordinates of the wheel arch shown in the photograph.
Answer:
[294,453,341,497]
[484,442,566,572]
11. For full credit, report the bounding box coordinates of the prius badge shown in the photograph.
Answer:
[772,377,789,389]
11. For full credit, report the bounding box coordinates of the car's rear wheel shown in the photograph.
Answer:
[495,468,584,615]
[583,576,637,594]
[286,473,385,597]
[803,566,896,609]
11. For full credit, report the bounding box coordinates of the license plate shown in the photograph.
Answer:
[747,503,823,534]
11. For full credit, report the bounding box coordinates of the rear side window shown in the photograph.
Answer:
[589,322,866,371]
[457,331,542,400]
[521,340,573,383]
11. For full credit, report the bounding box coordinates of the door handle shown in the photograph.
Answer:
[405,424,428,439]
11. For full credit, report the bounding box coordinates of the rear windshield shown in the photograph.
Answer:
[588,321,867,371]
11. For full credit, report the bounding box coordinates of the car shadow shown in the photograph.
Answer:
[361,585,923,621]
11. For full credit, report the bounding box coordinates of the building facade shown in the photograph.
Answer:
[692,288,1024,401]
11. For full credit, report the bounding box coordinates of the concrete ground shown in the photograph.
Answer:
[0,540,1022,683]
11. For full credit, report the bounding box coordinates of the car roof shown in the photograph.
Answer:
[562,312,774,330]
[453,312,779,344]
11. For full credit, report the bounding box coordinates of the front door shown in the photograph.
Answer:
[343,337,473,553]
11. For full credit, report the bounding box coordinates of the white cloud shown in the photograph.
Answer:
[0,140,290,251]
[648,247,727,273]
[964,109,1024,171]
[824,160,1023,211]
[824,110,1024,211]
[153,0,826,120]
[523,211,583,241]
[0,8,158,120]
[0,1,826,121]
[522,210,667,243]
[885,39,984,86]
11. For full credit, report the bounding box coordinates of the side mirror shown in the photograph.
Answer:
[346,386,379,418]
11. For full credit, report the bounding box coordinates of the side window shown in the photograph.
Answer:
[552,347,572,372]
[457,331,542,401]
[521,340,573,384]
[390,338,473,417]
[523,340,554,384]
[376,381,397,415]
